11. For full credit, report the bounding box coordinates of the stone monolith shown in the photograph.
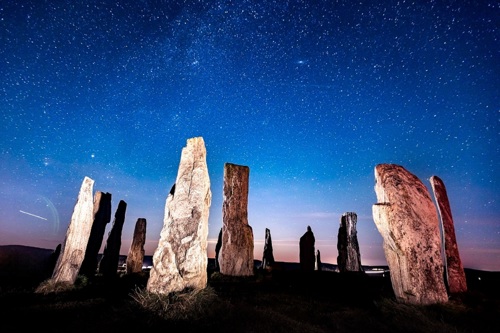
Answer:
[300,226,315,271]
[80,191,112,277]
[372,164,448,304]
[147,137,212,294]
[430,175,467,293]
[316,249,322,271]
[337,212,363,272]
[98,200,127,278]
[126,218,147,274]
[50,176,95,284]
[261,228,275,270]
[215,228,222,271]
[219,163,254,276]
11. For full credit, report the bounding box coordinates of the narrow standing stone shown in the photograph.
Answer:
[430,175,467,293]
[126,218,147,274]
[50,176,95,284]
[147,137,212,294]
[299,226,315,271]
[372,164,448,305]
[99,200,127,278]
[261,228,275,270]
[80,191,112,277]
[214,228,222,271]
[219,163,254,276]
[316,250,322,271]
[337,212,363,272]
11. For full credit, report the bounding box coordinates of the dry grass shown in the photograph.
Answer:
[131,286,219,320]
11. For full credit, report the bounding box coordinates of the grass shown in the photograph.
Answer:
[0,268,499,333]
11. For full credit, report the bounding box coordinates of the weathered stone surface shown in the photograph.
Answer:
[316,249,322,271]
[219,163,254,276]
[214,228,222,271]
[80,191,112,277]
[126,218,147,274]
[99,200,127,278]
[430,175,467,294]
[337,212,363,272]
[300,226,315,271]
[147,137,212,294]
[50,176,95,284]
[372,164,448,304]
[260,228,275,270]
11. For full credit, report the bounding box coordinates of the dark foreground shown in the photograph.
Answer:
[1,262,499,333]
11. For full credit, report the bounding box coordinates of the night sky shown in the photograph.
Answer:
[1,1,498,270]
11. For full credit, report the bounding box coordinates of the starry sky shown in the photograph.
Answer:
[1,1,498,271]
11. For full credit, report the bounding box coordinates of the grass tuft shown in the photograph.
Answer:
[131,286,218,320]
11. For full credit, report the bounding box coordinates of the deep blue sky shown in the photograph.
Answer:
[1,1,498,270]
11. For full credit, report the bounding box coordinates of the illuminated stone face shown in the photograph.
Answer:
[372,164,448,305]
[147,137,211,294]
[219,162,254,276]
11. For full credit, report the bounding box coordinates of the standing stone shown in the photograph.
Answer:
[316,250,322,271]
[79,191,112,277]
[261,228,275,270]
[214,228,222,271]
[372,164,448,304]
[299,226,315,271]
[147,137,212,294]
[337,212,363,272]
[126,218,147,274]
[219,163,254,276]
[50,176,95,284]
[99,200,127,278]
[430,175,467,293]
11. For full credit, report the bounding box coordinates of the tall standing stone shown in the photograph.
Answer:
[299,226,315,271]
[261,228,275,270]
[147,137,212,294]
[337,212,363,272]
[219,163,254,276]
[99,200,127,278]
[126,218,147,274]
[80,191,112,277]
[430,175,467,293]
[50,176,95,284]
[372,164,448,304]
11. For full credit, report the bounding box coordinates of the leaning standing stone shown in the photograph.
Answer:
[80,191,112,277]
[99,200,127,278]
[147,137,212,294]
[219,163,254,276]
[430,175,467,293]
[372,164,448,304]
[126,218,147,274]
[50,176,95,284]
[261,228,275,270]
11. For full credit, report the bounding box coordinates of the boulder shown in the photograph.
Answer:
[147,137,212,294]
[372,164,448,304]
[99,200,127,278]
[50,176,95,285]
[126,218,147,274]
[219,163,254,276]
[337,212,363,272]
[80,191,112,277]
[299,226,315,271]
[430,175,467,293]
